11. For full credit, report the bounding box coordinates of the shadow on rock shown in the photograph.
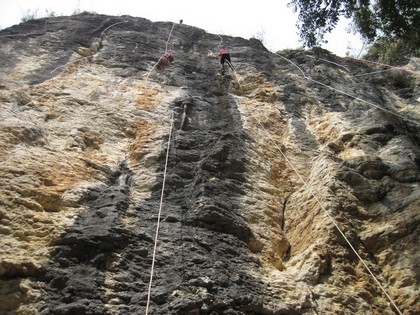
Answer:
[41,161,134,315]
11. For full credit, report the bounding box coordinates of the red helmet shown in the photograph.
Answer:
[218,49,229,56]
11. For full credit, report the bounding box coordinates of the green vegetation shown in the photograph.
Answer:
[288,0,419,64]
[363,36,420,65]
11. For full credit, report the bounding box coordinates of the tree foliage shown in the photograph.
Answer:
[288,0,420,49]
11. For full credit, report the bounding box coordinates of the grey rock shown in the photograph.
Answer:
[0,13,419,315]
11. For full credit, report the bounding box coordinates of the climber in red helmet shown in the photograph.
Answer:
[157,52,174,70]
[218,49,234,75]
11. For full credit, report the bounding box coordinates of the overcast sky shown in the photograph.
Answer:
[0,0,363,57]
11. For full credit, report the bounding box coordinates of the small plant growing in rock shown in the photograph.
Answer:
[20,9,56,23]
[21,9,39,23]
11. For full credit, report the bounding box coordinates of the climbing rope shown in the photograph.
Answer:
[307,55,351,73]
[144,24,177,313]
[352,68,403,77]
[50,21,127,74]
[228,68,403,315]
[355,57,419,75]
[143,24,178,312]
[145,111,174,315]
[146,22,176,84]
[307,54,418,77]
[278,54,420,127]
[100,21,127,39]
[23,19,121,102]
[217,34,223,47]
[165,23,175,54]
[16,20,128,112]
[145,61,161,84]
[51,56,90,73]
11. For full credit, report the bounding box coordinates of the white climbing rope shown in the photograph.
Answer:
[217,34,223,47]
[100,21,127,39]
[146,22,176,84]
[165,23,175,54]
[354,57,419,75]
[228,69,403,315]
[307,54,418,78]
[307,55,351,73]
[50,21,127,74]
[145,60,161,84]
[278,54,420,127]
[352,68,402,77]
[145,111,175,315]
[51,56,90,73]
[144,31,177,312]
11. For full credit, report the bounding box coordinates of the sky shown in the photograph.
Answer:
[0,0,364,57]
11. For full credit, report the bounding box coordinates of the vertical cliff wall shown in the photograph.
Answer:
[0,13,419,315]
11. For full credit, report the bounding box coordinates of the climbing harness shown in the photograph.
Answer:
[228,68,403,315]
[278,54,420,127]
[145,112,174,315]
[159,53,174,68]
[217,53,234,76]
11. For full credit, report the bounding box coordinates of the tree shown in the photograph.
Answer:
[288,0,420,49]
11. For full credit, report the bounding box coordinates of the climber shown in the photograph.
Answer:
[157,53,174,70]
[218,49,234,75]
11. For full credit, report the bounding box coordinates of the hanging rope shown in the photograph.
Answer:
[51,56,90,73]
[145,60,161,84]
[165,23,175,54]
[51,21,127,74]
[217,34,223,47]
[354,57,419,75]
[278,54,420,127]
[144,27,177,311]
[228,69,403,315]
[352,68,401,77]
[306,53,418,78]
[100,21,127,39]
[146,22,176,84]
[307,55,351,73]
[145,111,175,315]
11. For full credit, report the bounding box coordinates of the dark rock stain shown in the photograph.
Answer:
[32,15,266,315]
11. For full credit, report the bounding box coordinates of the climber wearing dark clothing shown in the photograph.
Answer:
[218,49,234,75]
[157,53,174,70]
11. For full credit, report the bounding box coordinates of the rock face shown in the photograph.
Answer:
[0,13,419,315]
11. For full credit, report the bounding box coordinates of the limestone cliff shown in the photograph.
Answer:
[0,13,419,315]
